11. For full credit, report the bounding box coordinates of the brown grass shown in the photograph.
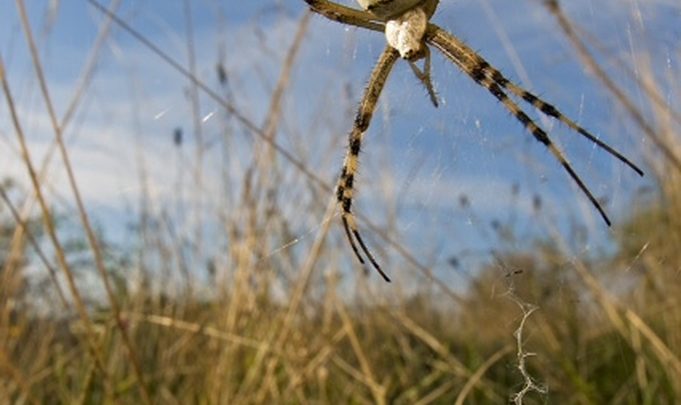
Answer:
[0,0,680,403]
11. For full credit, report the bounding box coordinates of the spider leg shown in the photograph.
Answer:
[337,46,399,282]
[304,0,384,32]
[429,27,613,225]
[408,46,439,107]
[485,81,613,225]
[427,25,643,177]
[509,81,644,176]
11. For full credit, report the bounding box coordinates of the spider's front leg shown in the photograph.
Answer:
[304,0,383,32]
[337,46,399,282]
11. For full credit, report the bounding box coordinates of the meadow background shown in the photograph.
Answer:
[0,0,680,403]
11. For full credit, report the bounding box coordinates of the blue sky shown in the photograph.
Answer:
[1,0,678,285]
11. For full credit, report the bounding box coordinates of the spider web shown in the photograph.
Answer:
[0,0,667,293]
[296,0,653,285]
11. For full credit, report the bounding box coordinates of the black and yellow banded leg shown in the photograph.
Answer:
[337,46,399,282]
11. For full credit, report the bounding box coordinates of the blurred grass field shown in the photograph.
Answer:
[1,0,680,403]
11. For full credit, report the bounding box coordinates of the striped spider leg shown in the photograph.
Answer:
[304,0,643,281]
[337,46,399,282]
[425,27,644,226]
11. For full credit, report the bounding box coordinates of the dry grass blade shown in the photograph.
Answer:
[543,0,681,172]
[546,220,681,397]
[336,300,386,405]
[1,53,109,382]
[2,1,678,402]
[0,349,36,405]
[1,0,122,293]
[14,1,152,402]
[392,310,504,402]
[125,312,281,354]
[454,345,513,405]
[85,0,464,301]
[0,187,69,310]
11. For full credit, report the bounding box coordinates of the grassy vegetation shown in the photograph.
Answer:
[1,0,680,403]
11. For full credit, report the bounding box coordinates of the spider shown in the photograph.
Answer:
[303,0,643,282]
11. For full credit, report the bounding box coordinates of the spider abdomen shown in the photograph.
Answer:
[385,7,427,60]
[357,0,437,60]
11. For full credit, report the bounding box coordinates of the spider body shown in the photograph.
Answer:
[304,0,643,282]
[356,0,438,20]
[384,6,427,59]
[358,0,438,60]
